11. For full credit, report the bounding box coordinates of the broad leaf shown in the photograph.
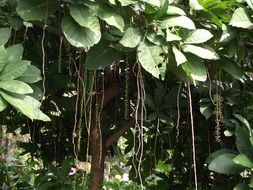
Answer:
[6,44,24,62]
[120,27,142,48]
[229,7,253,29]
[61,15,101,48]
[184,29,213,44]
[161,16,196,30]
[182,54,207,81]
[181,44,219,60]
[189,0,203,10]
[0,80,33,94]
[235,125,253,160]
[0,60,30,81]
[117,0,136,6]
[172,46,186,66]
[234,183,251,190]
[85,42,122,70]
[246,0,253,11]
[166,29,181,42]
[97,3,125,32]
[0,45,6,72]
[219,58,244,82]
[208,153,245,174]
[206,149,238,164]
[0,28,11,45]
[0,96,7,112]
[16,0,60,21]
[69,4,100,33]
[142,0,161,7]
[17,65,42,83]
[138,41,166,80]
[167,6,186,15]
[0,92,50,121]
[233,154,253,168]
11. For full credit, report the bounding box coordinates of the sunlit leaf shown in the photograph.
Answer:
[233,154,253,168]
[229,7,253,29]
[189,0,203,10]
[138,41,166,80]
[184,29,213,44]
[167,6,186,15]
[166,29,181,42]
[16,65,42,83]
[120,27,142,48]
[172,45,186,66]
[0,28,11,45]
[161,16,196,30]
[0,80,33,94]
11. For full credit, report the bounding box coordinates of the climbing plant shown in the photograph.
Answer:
[0,0,253,189]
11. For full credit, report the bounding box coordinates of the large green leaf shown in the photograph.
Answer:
[0,91,50,121]
[0,45,6,72]
[97,3,125,32]
[219,58,244,82]
[235,125,253,160]
[119,27,142,48]
[233,154,253,168]
[85,41,122,70]
[16,65,42,83]
[181,44,219,60]
[246,0,253,11]
[0,28,11,45]
[182,54,207,81]
[16,0,60,21]
[184,29,213,44]
[161,16,196,30]
[0,80,33,94]
[117,0,136,6]
[0,96,7,112]
[189,0,203,10]
[208,153,245,174]
[61,15,101,48]
[142,0,161,7]
[0,60,30,81]
[138,41,166,80]
[166,29,182,42]
[234,183,251,190]
[206,149,238,164]
[167,6,186,15]
[6,44,24,62]
[229,7,253,29]
[172,45,186,66]
[69,4,100,33]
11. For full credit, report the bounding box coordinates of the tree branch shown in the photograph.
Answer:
[105,119,135,149]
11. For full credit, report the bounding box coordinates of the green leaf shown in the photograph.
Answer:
[189,0,203,10]
[233,154,253,168]
[0,80,33,94]
[172,46,187,66]
[0,60,30,80]
[0,45,7,72]
[166,29,181,42]
[0,60,30,81]
[229,7,253,29]
[142,0,161,7]
[0,92,50,121]
[138,41,166,80]
[117,0,136,6]
[98,3,125,32]
[206,149,238,164]
[167,6,186,15]
[161,16,196,30]
[16,65,42,83]
[6,44,24,62]
[85,41,122,70]
[181,44,219,60]
[246,0,253,11]
[69,4,100,33]
[184,29,213,44]
[182,54,207,81]
[0,96,7,112]
[119,27,142,48]
[208,153,245,174]
[219,58,244,82]
[0,28,11,45]
[234,183,251,190]
[200,103,213,119]
[235,125,253,160]
[16,0,60,21]
[61,15,101,48]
